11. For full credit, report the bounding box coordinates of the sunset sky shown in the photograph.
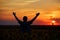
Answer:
[0,0,60,25]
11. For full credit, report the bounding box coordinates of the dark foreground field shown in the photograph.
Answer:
[0,25,60,40]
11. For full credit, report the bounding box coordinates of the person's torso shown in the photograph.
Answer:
[20,22,31,29]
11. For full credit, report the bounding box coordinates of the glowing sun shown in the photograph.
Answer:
[52,20,56,25]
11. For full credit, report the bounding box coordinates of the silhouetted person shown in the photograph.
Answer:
[13,12,40,39]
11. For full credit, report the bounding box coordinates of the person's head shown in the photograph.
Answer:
[23,16,27,22]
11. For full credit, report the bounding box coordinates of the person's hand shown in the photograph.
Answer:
[13,12,16,16]
[36,12,40,16]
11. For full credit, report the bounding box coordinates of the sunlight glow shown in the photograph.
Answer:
[52,20,55,23]
[52,20,56,25]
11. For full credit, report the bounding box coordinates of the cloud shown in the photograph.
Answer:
[0,0,40,9]
[51,18,60,21]
[0,20,19,25]
[0,9,6,15]
[0,19,48,25]
[0,0,60,9]
[24,0,39,3]
[32,20,48,25]
[0,9,9,15]
[47,0,60,3]
[50,18,60,24]
[0,0,39,6]
[55,0,60,3]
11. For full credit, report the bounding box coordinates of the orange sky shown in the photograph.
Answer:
[0,0,60,25]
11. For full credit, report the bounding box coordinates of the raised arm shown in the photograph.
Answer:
[13,12,22,24]
[28,12,40,24]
